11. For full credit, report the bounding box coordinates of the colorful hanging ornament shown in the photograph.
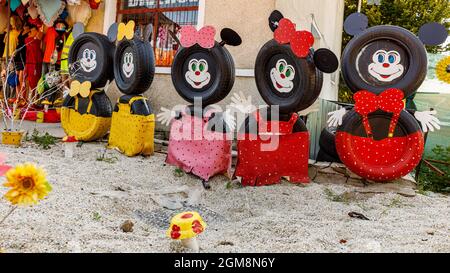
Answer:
[34,0,66,26]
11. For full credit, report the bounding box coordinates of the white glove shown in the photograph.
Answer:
[223,109,236,131]
[157,107,177,126]
[327,108,347,127]
[230,91,256,114]
[414,110,441,133]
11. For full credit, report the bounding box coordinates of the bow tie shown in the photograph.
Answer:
[70,81,91,98]
[180,26,216,49]
[274,18,314,58]
[354,88,405,138]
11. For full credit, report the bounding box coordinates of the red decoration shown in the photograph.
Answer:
[180,25,216,49]
[336,131,424,181]
[89,0,101,10]
[235,112,310,186]
[181,213,193,219]
[354,88,405,137]
[192,220,203,234]
[274,18,314,58]
[171,225,181,239]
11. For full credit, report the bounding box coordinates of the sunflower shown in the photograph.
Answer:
[436,56,450,84]
[3,164,52,206]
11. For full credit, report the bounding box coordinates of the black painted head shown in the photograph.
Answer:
[171,26,242,105]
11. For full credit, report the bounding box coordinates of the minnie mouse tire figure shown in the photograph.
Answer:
[329,14,445,182]
[234,11,339,186]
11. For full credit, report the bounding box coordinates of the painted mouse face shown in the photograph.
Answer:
[185,58,211,89]
[270,59,295,93]
[80,48,97,73]
[368,50,404,82]
[122,52,134,78]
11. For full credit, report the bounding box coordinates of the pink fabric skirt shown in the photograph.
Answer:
[166,111,232,181]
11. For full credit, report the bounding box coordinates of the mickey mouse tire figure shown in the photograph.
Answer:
[318,127,341,162]
[69,33,115,89]
[171,43,235,105]
[114,39,155,95]
[255,40,319,114]
[341,25,427,97]
[335,110,424,182]
[61,91,113,141]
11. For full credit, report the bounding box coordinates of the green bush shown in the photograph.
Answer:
[418,145,450,193]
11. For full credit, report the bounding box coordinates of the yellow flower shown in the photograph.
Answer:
[3,164,52,206]
[436,56,450,84]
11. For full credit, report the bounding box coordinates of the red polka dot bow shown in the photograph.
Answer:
[180,25,216,49]
[274,18,314,58]
[354,88,405,138]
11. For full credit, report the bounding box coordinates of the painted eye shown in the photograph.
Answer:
[191,63,197,71]
[388,55,396,64]
[279,63,285,73]
[285,68,292,78]
[199,63,205,72]
[377,54,385,63]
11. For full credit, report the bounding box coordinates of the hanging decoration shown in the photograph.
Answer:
[34,0,66,27]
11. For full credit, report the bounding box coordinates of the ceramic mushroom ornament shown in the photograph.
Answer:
[326,13,447,182]
[234,10,339,186]
[158,25,242,189]
[167,212,206,253]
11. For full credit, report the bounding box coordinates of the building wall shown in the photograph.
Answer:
[103,0,345,132]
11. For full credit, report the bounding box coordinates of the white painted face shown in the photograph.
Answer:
[80,49,97,73]
[122,52,134,78]
[368,50,404,82]
[270,59,295,93]
[185,59,211,89]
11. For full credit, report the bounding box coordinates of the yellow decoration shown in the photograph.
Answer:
[61,108,111,142]
[61,92,111,142]
[166,211,206,240]
[70,81,91,98]
[3,163,52,206]
[108,97,155,157]
[1,131,24,146]
[436,56,450,84]
[118,21,135,41]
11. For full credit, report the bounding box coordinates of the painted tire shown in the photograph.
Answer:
[318,127,340,160]
[61,92,113,141]
[335,110,424,181]
[341,25,427,98]
[115,95,153,116]
[114,39,155,95]
[68,33,115,89]
[171,43,235,105]
[255,40,321,114]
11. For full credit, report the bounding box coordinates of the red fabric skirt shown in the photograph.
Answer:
[235,132,310,186]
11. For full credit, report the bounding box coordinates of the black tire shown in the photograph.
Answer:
[319,127,339,159]
[171,43,235,105]
[341,25,427,98]
[255,40,320,114]
[114,95,153,116]
[63,92,113,118]
[114,39,155,95]
[337,109,421,140]
[316,149,341,163]
[69,33,115,89]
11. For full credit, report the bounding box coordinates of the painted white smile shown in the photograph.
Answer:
[270,59,295,93]
[122,52,134,78]
[368,50,404,82]
[80,49,97,73]
[185,59,211,89]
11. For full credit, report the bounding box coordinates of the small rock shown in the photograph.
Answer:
[120,220,134,233]
[339,239,347,244]
[218,241,234,246]
[426,229,435,236]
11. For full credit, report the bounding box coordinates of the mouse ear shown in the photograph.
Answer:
[268,10,284,32]
[313,48,339,73]
[72,22,84,39]
[107,23,118,42]
[418,22,448,46]
[344,12,368,36]
[220,28,242,46]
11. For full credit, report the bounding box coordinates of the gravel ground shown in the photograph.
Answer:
[0,141,449,253]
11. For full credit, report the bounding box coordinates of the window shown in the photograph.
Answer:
[117,0,200,67]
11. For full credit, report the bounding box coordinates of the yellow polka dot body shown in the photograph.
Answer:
[108,96,155,157]
[61,108,111,141]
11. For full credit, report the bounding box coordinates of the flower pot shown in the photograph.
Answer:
[1,131,24,146]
